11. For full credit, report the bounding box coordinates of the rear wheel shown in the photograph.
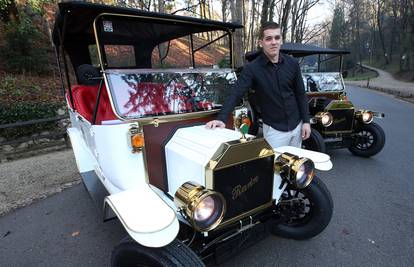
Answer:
[111,237,205,267]
[302,129,326,153]
[270,176,333,240]
[348,122,385,157]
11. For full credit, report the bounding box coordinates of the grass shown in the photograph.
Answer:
[366,58,414,82]
[344,67,378,81]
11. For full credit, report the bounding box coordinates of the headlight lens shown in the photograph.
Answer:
[362,111,373,123]
[315,112,333,127]
[194,196,216,221]
[275,153,315,188]
[356,110,373,124]
[292,158,315,188]
[174,182,226,231]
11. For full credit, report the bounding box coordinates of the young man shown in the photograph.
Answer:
[205,22,311,148]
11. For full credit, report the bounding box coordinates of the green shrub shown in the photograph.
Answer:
[1,14,49,74]
[0,101,63,139]
[0,73,60,105]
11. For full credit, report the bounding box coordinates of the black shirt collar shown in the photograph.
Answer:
[258,51,285,66]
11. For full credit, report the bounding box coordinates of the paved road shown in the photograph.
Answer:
[1,86,414,266]
[345,64,414,98]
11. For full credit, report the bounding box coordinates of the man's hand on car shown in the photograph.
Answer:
[205,120,226,129]
[301,123,311,140]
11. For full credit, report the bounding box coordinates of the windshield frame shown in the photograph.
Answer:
[103,68,237,122]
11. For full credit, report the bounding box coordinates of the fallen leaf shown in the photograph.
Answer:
[341,228,350,235]
[3,231,11,238]
[71,231,80,237]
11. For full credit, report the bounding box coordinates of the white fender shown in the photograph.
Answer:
[105,184,179,248]
[274,146,333,171]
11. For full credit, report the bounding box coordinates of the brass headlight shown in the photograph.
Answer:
[355,110,373,124]
[174,182,226,232]
[274,153,315,188]
[315,112,333,127]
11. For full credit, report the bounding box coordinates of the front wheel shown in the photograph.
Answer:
[270,176,333,240]
[348,122,385,157]
[111,237,205,267]
[302,129,326,153]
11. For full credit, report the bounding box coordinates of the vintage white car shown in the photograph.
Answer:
[53,2,334,266]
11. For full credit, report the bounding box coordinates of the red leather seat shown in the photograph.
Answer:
[71,84,117,124]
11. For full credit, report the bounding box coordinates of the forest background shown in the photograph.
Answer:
[0,0,413,132]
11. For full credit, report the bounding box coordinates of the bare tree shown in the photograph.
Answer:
[373,0,389,64]
[280,0,291,40]
[220,0,228,22]
[231,0,244,66]
[288,0,319,43]
[260,0,271,28]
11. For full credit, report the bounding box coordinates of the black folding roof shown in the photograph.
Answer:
[245,43,350,61]
[52,1,243,47]
[280,43,350,57]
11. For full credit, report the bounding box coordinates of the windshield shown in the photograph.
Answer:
[105,69,237,119]
[302,72,344,92]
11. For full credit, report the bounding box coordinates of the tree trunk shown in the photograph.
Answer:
[269,0,276,21]
[232,0,244,67]
[248,0,256,51]
[260,0,271,28]
[221,0,228,22]
[281,0,291,40]
[375,0,389,64]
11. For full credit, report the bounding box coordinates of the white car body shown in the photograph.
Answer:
[67,110,332,248]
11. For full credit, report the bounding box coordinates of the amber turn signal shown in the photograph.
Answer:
[132,133,145,148]
[129,124,145,152]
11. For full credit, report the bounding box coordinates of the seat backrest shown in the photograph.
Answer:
[71,84,117,124]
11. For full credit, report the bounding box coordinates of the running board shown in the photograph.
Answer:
[80,170,116,222]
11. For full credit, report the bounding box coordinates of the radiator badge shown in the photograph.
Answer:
[232,176,259,200]
[332,117,346,125]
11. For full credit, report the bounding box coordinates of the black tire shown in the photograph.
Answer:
[270,176,333,240]
[348,122,385,157]
[111,237,205,267]
[302,128,326,153]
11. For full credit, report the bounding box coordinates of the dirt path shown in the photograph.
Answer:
[0,149,79,216]
[345,65,414,98]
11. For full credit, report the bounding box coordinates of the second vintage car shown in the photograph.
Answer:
[246,44,386,157]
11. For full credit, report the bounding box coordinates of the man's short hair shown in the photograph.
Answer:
[259,22,281,39]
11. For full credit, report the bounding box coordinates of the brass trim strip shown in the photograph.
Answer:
[322,130,354,134]
[216,200,274,229]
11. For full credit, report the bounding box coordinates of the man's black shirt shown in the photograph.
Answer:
[217,52,310,131]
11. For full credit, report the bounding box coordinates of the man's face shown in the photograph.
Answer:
[259,28,282,59]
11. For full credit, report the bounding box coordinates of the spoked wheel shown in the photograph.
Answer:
[111,237,205,267]
[270,176,333,240]
[348,122,385,157]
